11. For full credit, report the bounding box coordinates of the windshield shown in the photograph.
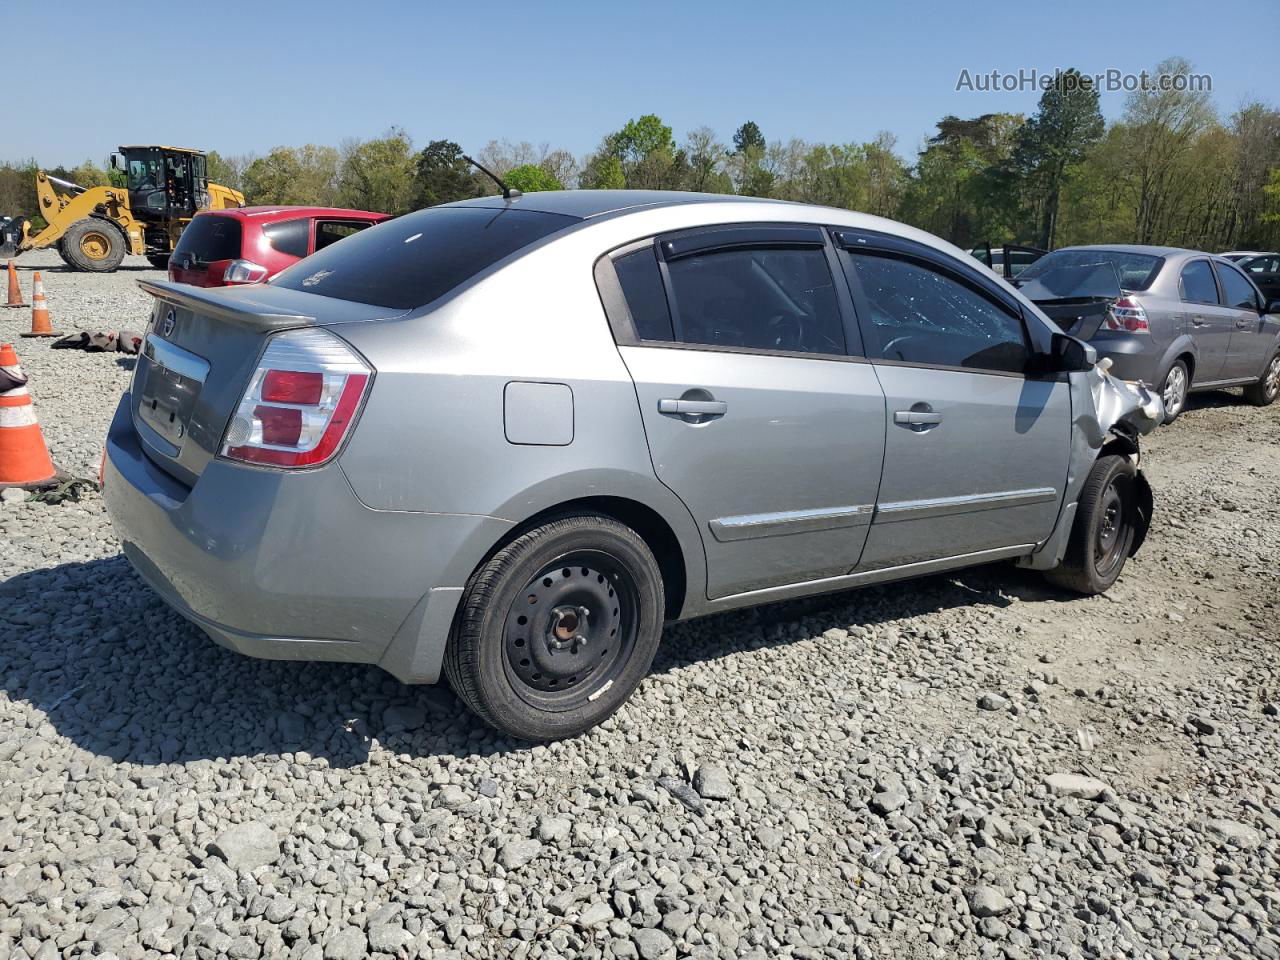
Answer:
[271,205,579,309]
[1018,249,1163,292]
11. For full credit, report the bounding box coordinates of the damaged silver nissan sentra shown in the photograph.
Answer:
[104,191,1162,740]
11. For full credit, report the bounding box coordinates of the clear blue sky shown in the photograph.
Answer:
[8,0,1274,167]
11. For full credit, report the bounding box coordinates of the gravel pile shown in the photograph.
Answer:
[2,249,1278,959]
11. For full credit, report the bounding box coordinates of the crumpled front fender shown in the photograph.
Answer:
[1019,360,1162,571]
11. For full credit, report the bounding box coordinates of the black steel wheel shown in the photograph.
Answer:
[444,514,665,741]
[502,551,638,709]
[1046,454,1138,595]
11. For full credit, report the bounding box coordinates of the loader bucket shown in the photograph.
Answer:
[0,217,25,260]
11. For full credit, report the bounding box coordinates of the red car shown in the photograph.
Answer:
[168,206,391,287]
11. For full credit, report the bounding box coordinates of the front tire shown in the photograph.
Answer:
[62,218,127,272]
[1243,352,1280,407]
[1159,359,1189,424]
[1046,455,1138,596]
[443,514,665,741]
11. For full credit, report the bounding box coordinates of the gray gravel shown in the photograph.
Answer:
[2,248,1279,959]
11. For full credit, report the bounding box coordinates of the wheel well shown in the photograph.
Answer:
[1174,351,1194,382]
[486,497,689,621]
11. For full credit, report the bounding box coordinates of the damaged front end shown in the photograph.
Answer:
[1020,359,1162,571]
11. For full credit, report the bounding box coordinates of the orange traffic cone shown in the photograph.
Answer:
[4,260,24,308]
[21,272,56,337]
[0,343,58,487]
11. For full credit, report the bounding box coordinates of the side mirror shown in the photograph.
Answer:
[1263,298,1280,315]
[1050,332,1096,372]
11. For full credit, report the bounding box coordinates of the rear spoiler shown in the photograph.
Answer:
[137,279,315,331]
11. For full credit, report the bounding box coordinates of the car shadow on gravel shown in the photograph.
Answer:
[2,555,1064,768]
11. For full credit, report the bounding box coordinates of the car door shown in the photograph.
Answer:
[1215,259,1278,378]
[596,225,887,599]
[833,229,1071,571]
[1178,258,1229,381]
[1001,244,1048,279]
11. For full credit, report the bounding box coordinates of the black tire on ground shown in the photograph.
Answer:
[443,514,665,741]
[1045,454,1139,596]
[1243,352,1280,407]
[54,238,73,267]
[1159,358,1189,424]
[61,218,127,272]
[145,254,170,270]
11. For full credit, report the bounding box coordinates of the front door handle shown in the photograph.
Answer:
[1191,316,1208,327]
[894,404,943,432]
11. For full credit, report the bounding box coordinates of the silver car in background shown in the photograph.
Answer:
[1016,245,1280,422]
[104,192,1161,740]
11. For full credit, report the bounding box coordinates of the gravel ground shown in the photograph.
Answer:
[2,248,1279,960]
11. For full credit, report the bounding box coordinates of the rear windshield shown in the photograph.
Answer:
[1018,249,1163,292]
[172,214,242,265]
[270,206,579,309]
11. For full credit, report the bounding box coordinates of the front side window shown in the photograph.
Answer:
[663,246,845,355]
[1216,262,1260,309]
[847,253,1028,373]
[1179,260,1219,304]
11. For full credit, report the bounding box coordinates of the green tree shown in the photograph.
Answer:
[242,145,339,205]
[504,163,563,192]
[412,140,481,207]
[683,126,730,193]
[337,130,416,213]
[1012,69,1105,248]
[580,152,625,190]
[732,121,765,155]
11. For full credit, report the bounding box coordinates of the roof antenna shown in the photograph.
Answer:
[464,155,521,201]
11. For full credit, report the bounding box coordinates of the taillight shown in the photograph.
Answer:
[221,259,269,284]
[221,328,372,468]
[1104,297,1150,333]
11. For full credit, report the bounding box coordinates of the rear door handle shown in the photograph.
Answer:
[658,398,727,417]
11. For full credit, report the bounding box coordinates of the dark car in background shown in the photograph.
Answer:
[1015,245,1280,422]
[168,206,390,287]
[1235,252,1280,302]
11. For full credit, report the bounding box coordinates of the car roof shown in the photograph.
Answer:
[443,190,779,220]
[202,206,392,222]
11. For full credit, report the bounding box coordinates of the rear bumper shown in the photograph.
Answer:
[103,393,509,682]
[1086,332,1161,384]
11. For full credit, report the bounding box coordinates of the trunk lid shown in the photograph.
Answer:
[130,279,402,486]
[1017,261,1126,340]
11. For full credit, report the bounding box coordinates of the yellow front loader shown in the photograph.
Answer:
[0,145,243,272]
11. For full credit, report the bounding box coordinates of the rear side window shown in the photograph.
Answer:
[1216,262,1260,309]
[663,247,845,355]
[272,206,579,309]
[614,247,673,341]
[172,214,241,264]
[315,220,374,252]
[263,218,311,258]
[1179,260,1219,304]
[847,253,1028,373]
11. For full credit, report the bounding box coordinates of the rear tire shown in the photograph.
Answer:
[1243,352,1280,407]
[1159,359,1189,424]
[62,218,126,272]
[443,514,665,741]
[145,254,170,270]
[1045,454,1138,596]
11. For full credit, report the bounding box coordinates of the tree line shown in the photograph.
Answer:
[4,57,1279,253]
